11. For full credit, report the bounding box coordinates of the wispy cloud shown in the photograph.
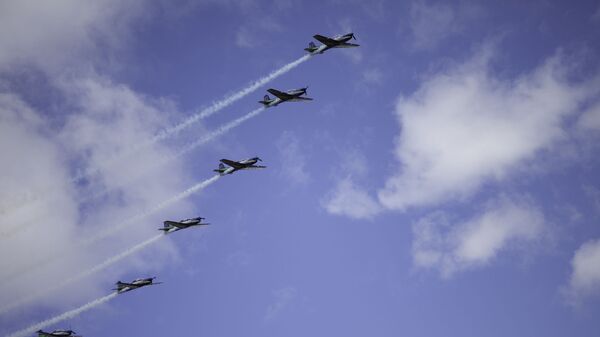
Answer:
[407,0,483,51]
[412,196,546,278]
[564,238,600,305]
[322,177,382,220]
[264,286,297,322]
[276,131,310,186]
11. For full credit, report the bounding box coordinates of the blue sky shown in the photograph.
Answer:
[1,1,600,336]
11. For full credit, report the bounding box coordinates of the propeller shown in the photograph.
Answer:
[350,32,357,40]
[256,157,263,162]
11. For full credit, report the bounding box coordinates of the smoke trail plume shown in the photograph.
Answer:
[171,107,265,162]
[0,234,163,316]
[81,107,266,204]
[83,175,220,246]
[70,54,311,185]
[5,175,219,287]
[150,55,310,142]
[5,292,118,337]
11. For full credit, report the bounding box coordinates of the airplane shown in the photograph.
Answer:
[160,217,209,234]
[36,330,81,337]
[304,33,359,54]
[213,157,266,176]
[113,277,162,294]
[258,87,313,107]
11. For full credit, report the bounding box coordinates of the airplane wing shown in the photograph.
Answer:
[164,220,185,229]
[220,159,245,169]
[245,165,267,169]
[289,96,313,101]
[337,42,360,48]
[267,88,294,100]
[313,34,338,46]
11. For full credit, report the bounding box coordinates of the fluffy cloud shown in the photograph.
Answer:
[565,238,600,303]
[0,0,150,72]
[412,196,545,277]
[322,177,381,220]
[0,0,199,322]
[378,50,591,211]
[0,76,196,319]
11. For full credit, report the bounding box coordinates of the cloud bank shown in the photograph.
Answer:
[378,50,591,211]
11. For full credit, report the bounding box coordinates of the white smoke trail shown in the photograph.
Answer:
[0,234,163,316]
[83,175,220,246]
[80,107,265,205]
[149,55,310,143]
[70,54,311,185]
[5,292,118,337]
[169,107,265,163]
[5,175,219,287]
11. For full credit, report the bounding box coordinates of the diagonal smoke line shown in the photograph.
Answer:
[148,55,310,143]
[5,292,118,337]
[4,55,309,246]
[70,54,311,185]
[82,174,220,246]
[80,107,266,205]
[3,175,220,289]
[0,234,164,316]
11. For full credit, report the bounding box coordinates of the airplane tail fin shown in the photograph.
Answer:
[213,163,226,174]
[304,42,317,52]
[258,95,271,106]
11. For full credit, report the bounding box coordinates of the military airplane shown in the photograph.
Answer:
[258,87,313,107]
[113,277,162,294]
[214,157,266,176]
[304,33,359,54]
[36,330,80,337]
[160,217,209,234]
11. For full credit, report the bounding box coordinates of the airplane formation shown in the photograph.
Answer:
[36,33,358,336]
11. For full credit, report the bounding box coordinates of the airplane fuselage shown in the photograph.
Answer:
[305,33,359,54]
[161,217,208,233]
[37,330,77,337]
[259,88,311,107]
[215,157,266,176]
[115,277,159,293]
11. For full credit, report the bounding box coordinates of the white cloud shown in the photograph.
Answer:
[235,18,283,48]
[0,0,199,319]
[408,0,482,51]
[322,177,382,220]
[362,68,384,85]
[0,0,150,73]
[565,238,600,304]
[264,286,297,321]
[378,50,591,211]
[412,196,545,278]
[576,100,600,131]
[0,75,196,317]
[276,131,310,186]
[409,0,457,50]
